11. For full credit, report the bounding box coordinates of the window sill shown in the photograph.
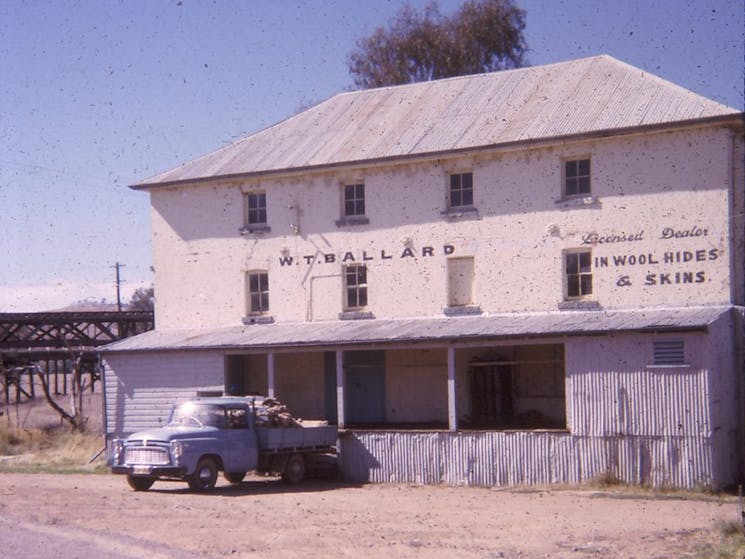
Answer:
[239,225,271,235]
[241,315,275,325]
[555,196,600,209]
[339,310,375,320]
[557,300,602,311]
[646,363,692,369]
[443,305,482,316]
[335,216,370,227]
[440,206,479,220]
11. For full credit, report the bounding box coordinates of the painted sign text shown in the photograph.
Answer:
[279,245,455,267]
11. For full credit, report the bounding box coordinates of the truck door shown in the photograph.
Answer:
[222,406,258,472]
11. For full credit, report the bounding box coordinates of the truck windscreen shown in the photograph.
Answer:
[169,402,226,428]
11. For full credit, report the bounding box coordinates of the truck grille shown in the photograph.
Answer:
[125,447,169,465]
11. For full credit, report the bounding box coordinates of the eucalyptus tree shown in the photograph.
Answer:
[348,0,527,88]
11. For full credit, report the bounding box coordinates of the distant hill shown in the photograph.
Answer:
[51,300,122,312]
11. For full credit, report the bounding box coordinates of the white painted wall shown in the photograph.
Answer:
[149,125,740,329]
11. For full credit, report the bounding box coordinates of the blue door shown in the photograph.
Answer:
[344,350,385,425]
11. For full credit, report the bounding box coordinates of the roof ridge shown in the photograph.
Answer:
[332,54,617,98]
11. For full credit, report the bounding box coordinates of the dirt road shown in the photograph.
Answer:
[0,473,737,558]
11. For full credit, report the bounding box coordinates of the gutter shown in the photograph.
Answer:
[98,320,715,355]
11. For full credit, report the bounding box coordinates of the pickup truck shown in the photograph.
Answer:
[108,396,338,491]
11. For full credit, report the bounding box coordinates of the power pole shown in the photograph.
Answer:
[113,262,125,311]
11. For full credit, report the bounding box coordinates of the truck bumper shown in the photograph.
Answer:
[111,465,188,477]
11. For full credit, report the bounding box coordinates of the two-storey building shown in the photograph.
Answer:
[104,55,745,488]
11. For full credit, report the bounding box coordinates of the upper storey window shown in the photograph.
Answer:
[243,191,269,233]
[563,158,591,197]
[344,183,365,217]
[449,172,473,209]
[337,182,369,226]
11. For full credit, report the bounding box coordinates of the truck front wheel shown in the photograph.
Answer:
[126,475,155,491]
[281,453,305,484]
[188,457,218,491]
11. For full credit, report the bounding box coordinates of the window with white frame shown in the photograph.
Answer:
[449,172,473,209]
[344,264,368,310]
[246,271,269,314]
[344,183,365,217]
[564,249,592,299]
[245,191,267,227]
[563,158,591,197]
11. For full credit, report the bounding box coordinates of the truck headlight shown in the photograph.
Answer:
[112,439,124,464]
[170,440,183,463]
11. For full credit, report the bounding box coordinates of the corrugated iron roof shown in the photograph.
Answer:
[102,306,729,353]
[135,55,741,189]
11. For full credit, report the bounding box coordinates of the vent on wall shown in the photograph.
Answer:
[652,339,686,366]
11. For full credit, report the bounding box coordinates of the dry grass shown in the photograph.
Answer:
[0,423,107,474]
[694,520,745,559]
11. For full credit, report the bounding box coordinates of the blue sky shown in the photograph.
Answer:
[1,0,743,312]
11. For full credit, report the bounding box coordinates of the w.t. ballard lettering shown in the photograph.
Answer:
[279,245,456,267]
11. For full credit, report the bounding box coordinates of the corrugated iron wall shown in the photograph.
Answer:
[568,368,712,437]
[338,431,715,489]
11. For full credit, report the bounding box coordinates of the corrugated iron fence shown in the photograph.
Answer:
[338,431,714,489]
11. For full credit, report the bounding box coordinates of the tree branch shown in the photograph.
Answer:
[33,366,80,430]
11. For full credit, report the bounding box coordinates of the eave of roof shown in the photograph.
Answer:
[131,55,743,191]
[130,113,744,191]
[101,306,730,354]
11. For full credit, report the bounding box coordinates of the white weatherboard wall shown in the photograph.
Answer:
[150,126,738,330]
[103,351,224,436]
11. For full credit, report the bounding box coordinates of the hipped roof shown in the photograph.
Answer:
[134,55,741,189]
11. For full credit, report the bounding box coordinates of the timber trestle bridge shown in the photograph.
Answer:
[0,311,153,405]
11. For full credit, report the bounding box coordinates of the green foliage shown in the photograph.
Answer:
[128,285,154,311]
[348,0,527,88]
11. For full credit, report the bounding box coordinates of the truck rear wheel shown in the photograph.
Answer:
[281,453,305,484]
[126,475,154,491]
[188,457,218,491]
[224,471,246,484]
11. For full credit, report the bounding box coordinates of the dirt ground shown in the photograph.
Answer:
[0,471,739,559]
[1,390,741,558]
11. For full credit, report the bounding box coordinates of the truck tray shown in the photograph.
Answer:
[256,425,338,452]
